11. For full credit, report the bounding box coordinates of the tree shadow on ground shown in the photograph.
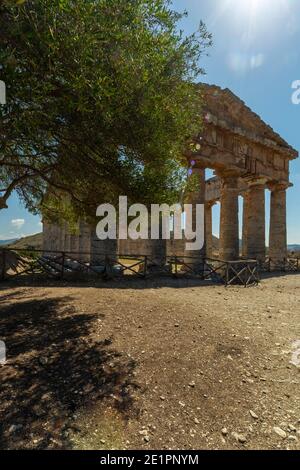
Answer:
[0,297,138,449]
[0,288,31,303]
[0,275,222,291]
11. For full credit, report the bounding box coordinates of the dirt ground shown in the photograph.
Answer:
[0,274,300,450]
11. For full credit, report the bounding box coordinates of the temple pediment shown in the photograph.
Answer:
[185,83,298,185]
[199,83,298,160]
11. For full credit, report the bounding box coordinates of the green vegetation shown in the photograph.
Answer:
[0,0,211,222]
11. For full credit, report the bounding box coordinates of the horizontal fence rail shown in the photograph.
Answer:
[0,248,264,287]
[260,257,300,273]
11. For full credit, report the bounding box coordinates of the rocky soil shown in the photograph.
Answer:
[0,273,299,450]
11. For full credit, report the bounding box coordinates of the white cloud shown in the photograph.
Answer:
[250,53,264,69]
[11,219,25,230]
[228,52,265,74]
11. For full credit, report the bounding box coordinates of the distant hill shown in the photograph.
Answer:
[7,233,43,250]
[0,238,18,246]
[213,237,300,253]
[288,244,300,252]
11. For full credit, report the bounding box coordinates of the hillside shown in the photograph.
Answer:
[288,244,300,252]
[0,239,18,246]
[7,233,43,250]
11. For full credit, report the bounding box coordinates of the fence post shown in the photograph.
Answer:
[225,262,229,287]
[257,262,260,284]
[201,257,206,280]
[104,255,114,279]
[1,249,6,281]
[143,256,148,278]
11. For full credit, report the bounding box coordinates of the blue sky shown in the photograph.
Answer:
[172,0,300,243]
[1,0,300,242]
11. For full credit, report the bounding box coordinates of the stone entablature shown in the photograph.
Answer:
[187,84,297,186]
[200,84,297,157]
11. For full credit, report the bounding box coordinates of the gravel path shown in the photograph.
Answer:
[0,274,299,450]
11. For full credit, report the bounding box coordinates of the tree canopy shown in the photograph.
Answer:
[0,0,211,222]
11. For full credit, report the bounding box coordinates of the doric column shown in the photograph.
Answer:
[242,192,249,258]
[53,224,61,252]
[150,224,167,267]
[184,167,206,268]
[90,229,118,266]
[52,224,62,253]
[47,224,54,252]
[47,223,60,255]
[59,223,66,252]
[205,201,215,259]
[268,183,288,267]
[70,233,80,255]
[42,220,51,255]
[79,220,91,263]
[69,221,80,256]
[243,179,266,262]
[219,173,239,261]
[64,224,71,253]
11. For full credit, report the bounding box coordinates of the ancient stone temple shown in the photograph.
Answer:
[194,84,298,266]
[43,84,298,268]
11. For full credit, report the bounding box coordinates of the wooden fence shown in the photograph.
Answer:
[0,248,261,287]
[260,257,300,273]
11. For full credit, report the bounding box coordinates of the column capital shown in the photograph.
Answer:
[216,169,240,179]
[216,171,241,191]
[267,181,291,192]
[221,176,239,191]
[244,176,267,189]
[205,200,217,208]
